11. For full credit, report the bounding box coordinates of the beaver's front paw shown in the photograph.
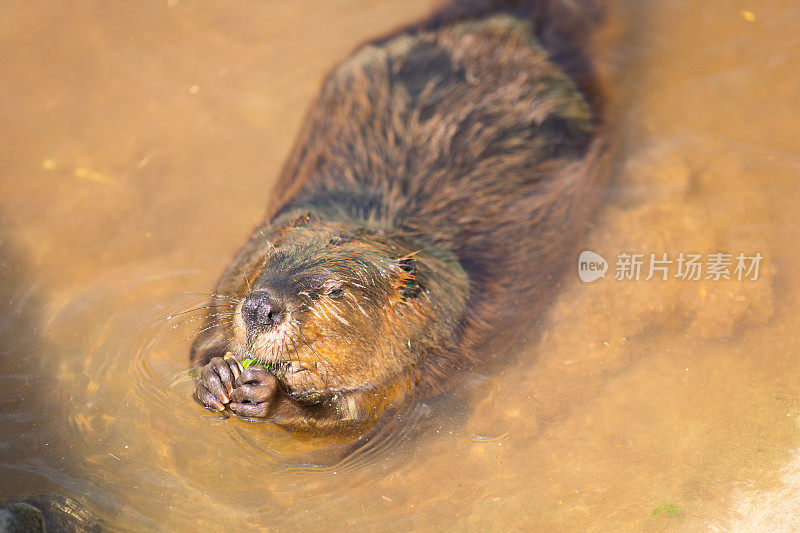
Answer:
[195,356,243,411]
[229,366,278,420]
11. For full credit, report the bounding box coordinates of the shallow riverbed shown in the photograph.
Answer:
[1,0,799,529]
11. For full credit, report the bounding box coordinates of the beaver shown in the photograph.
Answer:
[191,0,610,434]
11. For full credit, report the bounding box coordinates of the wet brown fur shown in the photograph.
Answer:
[191,0,611,434]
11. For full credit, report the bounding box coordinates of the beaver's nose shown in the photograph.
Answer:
[241,291,285,335]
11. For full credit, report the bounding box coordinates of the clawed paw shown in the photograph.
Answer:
[195,356,243,411]
[228,366,278,420]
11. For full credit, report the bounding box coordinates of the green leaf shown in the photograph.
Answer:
[241,358,263,370]
[241,358,274,372]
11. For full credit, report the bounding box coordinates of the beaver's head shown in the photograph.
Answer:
[194,213,469,401]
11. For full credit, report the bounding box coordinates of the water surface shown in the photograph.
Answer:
[1,0,799,529]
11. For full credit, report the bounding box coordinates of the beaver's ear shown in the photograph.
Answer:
[394,257,422,298]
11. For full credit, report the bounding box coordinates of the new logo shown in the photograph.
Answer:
[578,250,607,282]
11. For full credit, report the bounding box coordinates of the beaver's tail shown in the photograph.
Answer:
[377,0,606,116]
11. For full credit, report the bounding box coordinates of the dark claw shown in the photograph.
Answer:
[196,382,225,411]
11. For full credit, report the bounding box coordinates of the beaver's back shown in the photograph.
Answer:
[268,11,609,363]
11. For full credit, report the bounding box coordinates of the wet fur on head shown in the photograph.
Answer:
[193,212,469,401]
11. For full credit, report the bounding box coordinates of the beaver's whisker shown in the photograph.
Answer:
[294,324,322,363]
[281,334,292,366]
[205,327,233,353]
[164,304,234,321]
[171,312,235,329]
[296,325,330,364]
[180,322,234,347]
[191,318,234,333]
[188,310,235,321]
[208,299,241,309]
[288,336,301,366]
[256,225,275,252]
[187,320,235,340]
[185,290,242,304]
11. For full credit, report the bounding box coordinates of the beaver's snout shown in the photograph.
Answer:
[241,290,286,336]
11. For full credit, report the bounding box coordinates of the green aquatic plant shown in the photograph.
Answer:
[241,358,273,371]
[651,504,679,517]
[241,358,262,370]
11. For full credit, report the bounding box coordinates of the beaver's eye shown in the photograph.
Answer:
[325,285,345,298]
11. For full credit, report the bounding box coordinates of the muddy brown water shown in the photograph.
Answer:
[1,0,799,530]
